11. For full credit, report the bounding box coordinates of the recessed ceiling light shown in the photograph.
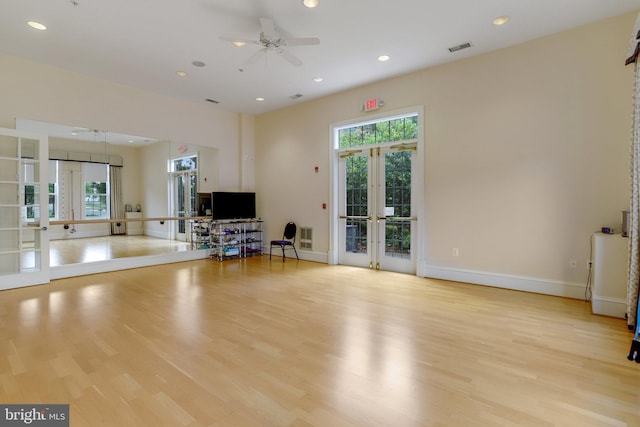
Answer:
[313,77,324,82]
[303,0,319,8]
[27,21,47,31]
[492,16,510,26]
[191,61,206,67]
[176,71,188,77]
[256,97,265,102]
[378,55,390,62]
[232,41,246,47]
[128,140,134,143]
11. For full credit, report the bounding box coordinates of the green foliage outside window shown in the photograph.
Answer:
[24,185,35,219]
[24,184,56,219]
[85,181,107,218]
[338,115,418,148]
[173,157,197,172]
[384,151,412,255]
[49,183,56,219]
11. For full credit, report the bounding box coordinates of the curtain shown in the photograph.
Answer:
[110,165,126,235]
[627,13,640,328]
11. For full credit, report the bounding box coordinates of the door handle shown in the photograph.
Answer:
[339,215,372,221]
[378,216,417,222]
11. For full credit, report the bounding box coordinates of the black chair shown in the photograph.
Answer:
[270,222,299,262]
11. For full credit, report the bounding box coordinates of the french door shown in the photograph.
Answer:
[171,171,197,241]
[0,128,49,289]
[337,143,417,274]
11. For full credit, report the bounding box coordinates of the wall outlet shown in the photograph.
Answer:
[453,248,459,257]
[586,259,592,269]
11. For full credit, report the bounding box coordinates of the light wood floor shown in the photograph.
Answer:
[1,257,639,426]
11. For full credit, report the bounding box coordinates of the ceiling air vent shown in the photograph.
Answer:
[205,98,220,104]
[448,42,472,53]
[289,94,303,100]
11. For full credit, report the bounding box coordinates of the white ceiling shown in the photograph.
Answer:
[2,0,640,116]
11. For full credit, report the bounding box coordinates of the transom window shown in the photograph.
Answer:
[337,114,418,149]
[170,155,198,172]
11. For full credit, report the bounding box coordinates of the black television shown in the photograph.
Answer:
[211,192,256,220]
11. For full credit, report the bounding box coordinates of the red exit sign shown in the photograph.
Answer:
[365,99,378,111]
[364,98,383,112]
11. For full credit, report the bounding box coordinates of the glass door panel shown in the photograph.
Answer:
[338,152,372,268]
[0,131,49,288]
[171,170,197,241]
[173,173,187,239]
[378,147,415,273]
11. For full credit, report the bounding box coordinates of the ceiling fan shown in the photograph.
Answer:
[220,17,319,67]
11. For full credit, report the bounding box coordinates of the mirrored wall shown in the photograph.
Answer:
[16,118,219,278]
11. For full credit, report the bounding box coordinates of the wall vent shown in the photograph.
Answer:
[300,227,312,250]
[448,42,472,53]
[205,98,220,104]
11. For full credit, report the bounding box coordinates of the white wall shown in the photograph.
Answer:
[141,141,170,238]
[255,12,636,298]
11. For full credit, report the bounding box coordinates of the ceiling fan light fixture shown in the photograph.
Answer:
[303,0,319,8]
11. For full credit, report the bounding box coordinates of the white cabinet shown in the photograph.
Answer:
[125,212,143,235]
[591,233,628,318]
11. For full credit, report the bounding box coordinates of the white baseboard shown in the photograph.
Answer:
[421,265,587,300]
[591,295,627,319]
[265,249,327,263]
[299,250,328,263]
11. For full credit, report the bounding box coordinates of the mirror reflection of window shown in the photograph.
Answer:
[83,163,109,219]
[48,183,56,219]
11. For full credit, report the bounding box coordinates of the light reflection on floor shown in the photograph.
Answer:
[331,303,424,425]
[49,235,191,267]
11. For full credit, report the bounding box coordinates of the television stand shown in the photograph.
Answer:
[209,219,264,261]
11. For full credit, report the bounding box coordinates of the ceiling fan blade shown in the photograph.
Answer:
[279,49,303,67]
[259,17,276,38]
[284,37,320,47]
[243,48,269,67]
[219,36,261,45]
